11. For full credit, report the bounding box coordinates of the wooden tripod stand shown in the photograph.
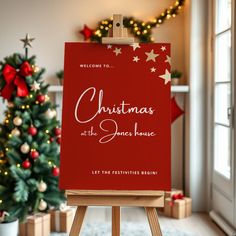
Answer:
[67,190,164,236]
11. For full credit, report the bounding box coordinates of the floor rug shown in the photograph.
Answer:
[51,222,197,236]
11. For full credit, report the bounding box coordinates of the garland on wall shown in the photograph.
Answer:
[80,0,185,43]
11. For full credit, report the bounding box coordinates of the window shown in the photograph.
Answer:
[213,0,232,179]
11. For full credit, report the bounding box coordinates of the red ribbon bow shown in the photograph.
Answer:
[172,193,184,201]
[168,193,185,207]
[1,61,32,100]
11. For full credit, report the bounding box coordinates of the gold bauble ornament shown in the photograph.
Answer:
[7,102,14,108]
[20,143,30,154]
[11,128,21,137]
[52,110,57,117]
[45,95,50,102]
[0,150,7,164]
[38,181,47,192]
[38,199,47,211]
[0,151,4,158]
[0,159,7,164]
[13,117,22,126]
[45,109,56,119]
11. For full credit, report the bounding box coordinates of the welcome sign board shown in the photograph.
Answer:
[60,43,171,190]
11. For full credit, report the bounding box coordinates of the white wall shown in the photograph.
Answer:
[0,0,186,190]
[0,0,186,83]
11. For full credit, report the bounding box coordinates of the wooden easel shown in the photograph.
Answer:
[68,14,164,236]
[102,14,134,44]
[67,190,164,236]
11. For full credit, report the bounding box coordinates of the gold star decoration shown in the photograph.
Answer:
[30,81,40,92]
[113,47,122,56]
[20,34,35,48]
[145,49,159,62]
[133,56,140,62]
[165,55,171,65]
[130,43,141,51]
[159,69,171,84]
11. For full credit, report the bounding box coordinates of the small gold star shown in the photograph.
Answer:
[20,34,35,48]
[113,47,122,56]
[30,81,40,92]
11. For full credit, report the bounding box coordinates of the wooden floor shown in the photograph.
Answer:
[81,207,226,236]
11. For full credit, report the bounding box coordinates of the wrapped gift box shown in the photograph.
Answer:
[19,213,50,236]
[164,197,173,217]
[172,199,186,219]
[157,189,183,212]
[184,197,192,217]
[164,197,192,219]
[49,208,74,233]
[37,213,50,236]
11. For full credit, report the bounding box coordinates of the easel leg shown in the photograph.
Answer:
[112,206,120,236]
[145,207,162,236]
[69,206,87,236]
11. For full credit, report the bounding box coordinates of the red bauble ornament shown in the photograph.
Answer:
[56,137,61,145]
[52,167,60,176]
[54,127,61,136]
[28,126,37,136]
[49,137,54,142]
[30,150,39,159]
[36,94,45,103]
[80,25,93,40]
[22,160,31,169]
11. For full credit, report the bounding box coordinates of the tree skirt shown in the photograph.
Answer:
[51,222,197,236]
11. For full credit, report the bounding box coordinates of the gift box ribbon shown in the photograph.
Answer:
[168,193,184,207]
[55,210,61,232]
[172,193,184,201]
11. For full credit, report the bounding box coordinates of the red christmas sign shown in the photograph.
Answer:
[60,42,171,190]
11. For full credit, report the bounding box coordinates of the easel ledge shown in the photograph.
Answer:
[67,190,164,196]
[66,190,164,207]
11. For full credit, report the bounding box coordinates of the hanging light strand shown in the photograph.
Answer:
[88,0,185,43]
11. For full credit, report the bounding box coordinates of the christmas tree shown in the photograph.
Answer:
[0,35,65,222]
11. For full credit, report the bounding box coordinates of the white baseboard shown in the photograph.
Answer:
[209,211,236,236]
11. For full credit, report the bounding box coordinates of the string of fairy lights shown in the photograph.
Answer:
[0,105,57,177]
[0,121,57,175]
[0,75,57,179]
[89,0,185,42]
